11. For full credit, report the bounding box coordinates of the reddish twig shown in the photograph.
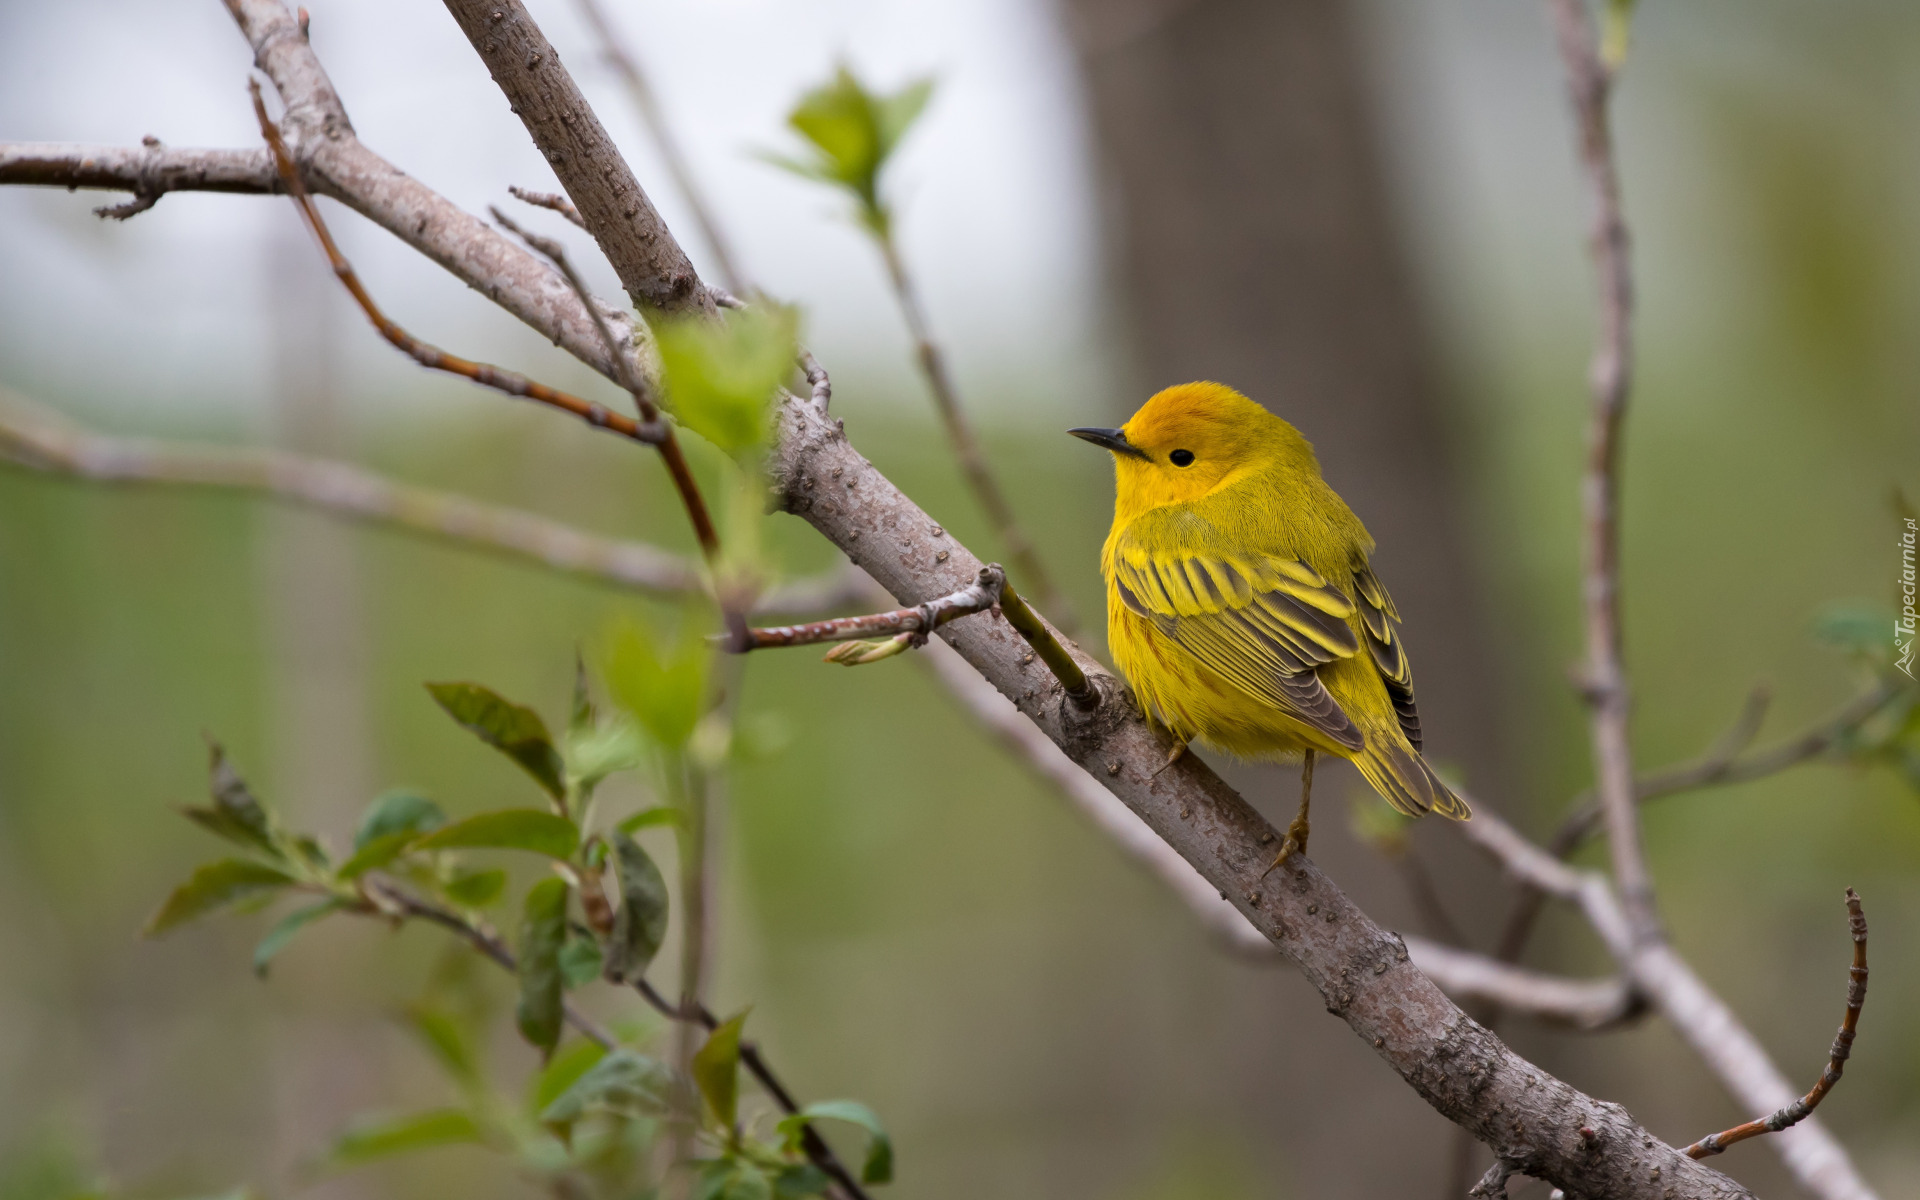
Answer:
[486,207,720,560]
[245,81,656,446]
[732,564,1003,652]
[507,184,586,229]
[1686,890,1869,1159]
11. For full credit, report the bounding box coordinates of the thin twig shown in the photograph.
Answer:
[629,978,872,1200]
[872,228,1074,632]
[1685,889,1870,1160]
[731,565,1003,652]
[799,349,832,412]
[245,82,657,446]
[0,386,704,595]
[361,877,617,1049]
[569,0,747,295]
[508,184,586,229]
[1551,0,1656,944]
[487,206,720,560]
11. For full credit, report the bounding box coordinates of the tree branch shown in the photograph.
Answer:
[1684,889,1869,1160]
[733,565,1002,652]
[569,0,747,295]
[0,385,860,615]
[0,140,279,213]
[437,0,711,316]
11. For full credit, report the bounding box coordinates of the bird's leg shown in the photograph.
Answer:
[1150,738,1188,778]
[1262,751,1316,877]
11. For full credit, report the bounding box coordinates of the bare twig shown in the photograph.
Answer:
[569,0,747,295]
[799,350,832,412]
[871,228,1074,632]
[1551,0,1656,945]
[487,206,721,561]
[245,82,658,447]
[629,978,871,1200]
[1400,936,1638,1031]
[508,184,586,229]
[732,564,1002,652]
[1685,889,1870,1160]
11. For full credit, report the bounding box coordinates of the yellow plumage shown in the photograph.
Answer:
[1072,382,1469,835]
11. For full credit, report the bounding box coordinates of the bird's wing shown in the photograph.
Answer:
[1111,528,1365,752]
[1352,562,1422,751]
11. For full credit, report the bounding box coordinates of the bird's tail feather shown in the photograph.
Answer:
[1353,735,1471,821]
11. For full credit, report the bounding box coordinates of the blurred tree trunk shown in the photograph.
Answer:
[1060,0,1509,803]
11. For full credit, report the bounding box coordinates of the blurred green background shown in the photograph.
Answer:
[2,1,1918,1198]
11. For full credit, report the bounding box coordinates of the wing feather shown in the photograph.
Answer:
[1351,563,1422,751]
[1113,533,1364,752]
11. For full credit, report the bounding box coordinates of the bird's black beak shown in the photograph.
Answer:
[1068,426,1149,460]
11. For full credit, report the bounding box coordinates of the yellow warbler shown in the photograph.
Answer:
[1071,382,1470,865]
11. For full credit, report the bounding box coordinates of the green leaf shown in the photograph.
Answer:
[772,1164,833,1199]
[539,1048,675,1130]
[516,877,570,1055]
[353,790,445,851]
[776,67,934,224]
[252,898,346,977]
[180,743,281,859]
[341,791,449,875]
[604,832,670,981]
[404,1003,483,1090]
[528,1038,607,1117]
[656,305,799,459]
[325,1108,483,1165]
[441,867,507,908]
[778,1100,892,1185]
[565,716,646,793]
[144,859,297,936]
[614,806,686,835]
[691,1010,748,1129]
[696,1159,774,1200]
[604,617,710,751]
[426,682,567,802]
[559,935,603,990]
[411,809,580,860]
[1600,0,1640,70]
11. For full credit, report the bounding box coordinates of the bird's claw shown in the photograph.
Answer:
[1151,740,1187,778]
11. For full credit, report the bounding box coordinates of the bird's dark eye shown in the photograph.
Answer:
[1169,449,1195,467]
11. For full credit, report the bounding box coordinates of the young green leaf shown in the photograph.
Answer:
[516,877,570,1055]
[655,305,799,460]
[777,1100,893,1185]
[691,1010,749,1129]
[770,67,934,230]
[539,1048,675,1130]
[604,617,710,751]
[558,935,603,990]
[441,867,507,909]
[604,832,670,981]
[565,716,646,794]
[324,1108,484,1166]
[695,1159,775,1200]
[404,1003,484,1091]
[337,792,447,878]
[144,859,297,937]
[614,806,686,836]
[252,898,346,977]
[411,809,580,860]
[528,1037,608,1117]
[771,1164,833,1199]
[425,682,568,802]
[180,743,281,859]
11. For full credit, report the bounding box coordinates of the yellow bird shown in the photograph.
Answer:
[1071,381,1470,868]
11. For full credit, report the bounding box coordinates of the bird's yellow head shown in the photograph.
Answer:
[1070,382,1316,523]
